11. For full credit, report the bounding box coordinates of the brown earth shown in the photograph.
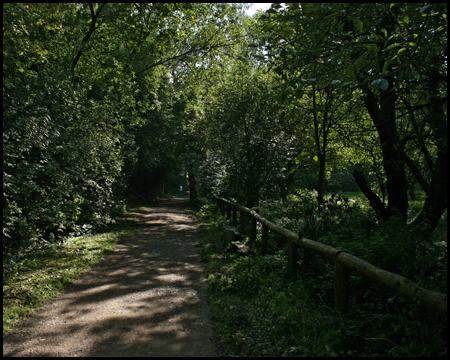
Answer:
[3,198,216,357]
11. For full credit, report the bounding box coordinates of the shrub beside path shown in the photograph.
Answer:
[3,198,216,357]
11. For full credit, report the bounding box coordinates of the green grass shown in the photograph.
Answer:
[336,191,369,200]
[3,207,145,335]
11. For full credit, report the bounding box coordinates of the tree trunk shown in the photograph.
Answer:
[361,84,409,220]
[410,80,447,234]
[187,166,197,203]
[317,151,326,204]
[413,151,447,233]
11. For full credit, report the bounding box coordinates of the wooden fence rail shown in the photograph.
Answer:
[215,197,447,318]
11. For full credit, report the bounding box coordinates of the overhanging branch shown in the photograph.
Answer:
[71,3,106,76]
[135,41,235,77]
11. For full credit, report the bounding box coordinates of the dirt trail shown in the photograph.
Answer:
[3,198,216,357]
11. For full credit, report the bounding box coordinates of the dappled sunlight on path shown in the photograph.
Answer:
[3,198,215,357]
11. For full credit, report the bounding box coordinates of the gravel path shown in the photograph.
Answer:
[3,198,216,357]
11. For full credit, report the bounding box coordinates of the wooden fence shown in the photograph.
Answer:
[215,197,447,318]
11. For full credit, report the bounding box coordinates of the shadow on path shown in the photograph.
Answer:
[3,198,216,357]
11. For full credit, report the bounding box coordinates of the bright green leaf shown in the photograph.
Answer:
[385,43,400,51]
[398,14,409,25]
[295,152,306,164]
[397,47,407,56]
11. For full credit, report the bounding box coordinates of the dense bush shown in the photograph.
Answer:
[3,65,126,253]
[259,189,375,240]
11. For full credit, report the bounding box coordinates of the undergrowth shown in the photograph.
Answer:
[3,207,144,335]
[197,193,447,357]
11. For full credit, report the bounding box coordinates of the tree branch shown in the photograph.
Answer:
[352,169,389,220]
[135,41,235,77]
[71,3,106,76]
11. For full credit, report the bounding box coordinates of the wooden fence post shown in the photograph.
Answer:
[334,259,350,314]
[226,204,231,220]
[216,197,447,318]
[261,224,268,254]
[287,240,298,276]
[250,218,257,241]
[240,210,246,229]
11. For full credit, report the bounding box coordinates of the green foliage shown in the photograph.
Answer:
[259,190,447,290]
[3,63,126,250]
[3,3,249,255]
[199,196,446,357]
[3,3,446,354]
[4,4,127,252]
[257,3,447,230]
[260,190,374,240]
[199,62,298,207]
[200,218,339,357]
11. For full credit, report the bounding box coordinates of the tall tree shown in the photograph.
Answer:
[3,3,249,250]
[201,59,295,207]
[258,3,447,232]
